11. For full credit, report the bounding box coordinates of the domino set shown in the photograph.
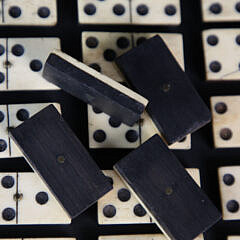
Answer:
[3,0,240,240]
[4,33,221,240]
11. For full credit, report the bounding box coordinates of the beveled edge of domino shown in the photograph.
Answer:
[45,50,148,107]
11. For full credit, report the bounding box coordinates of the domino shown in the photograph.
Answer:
[202,29,240,81]
[0,38,7,90]
[99,234,204,240]
[0,105,10,158]
[210,96,240,148]
[114,135,221,240]
[0,173,17,224]
[99,235,166,240]
[82,32,133,82]
[78,0,131,24]
[131,0,181,25]
[116,35,211,144]
[17,173,70,224]
[2,0,57,26]
[7,38,60,90]
[88,105,140,149]
[218,166,240,220]
[10,105,112,220]
[43,50,148,126]
[228,237,240,240]
[98,169,200,224]
[201,0,240,22]
[88,107,191,150]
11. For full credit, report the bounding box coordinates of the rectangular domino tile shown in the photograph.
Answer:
[203,29,240,81]
[0,103,60,159]
[10,105,112,220]
[218,166,240,220]
[2,239,74,240]
[116,35,211,144]
[211,96,240,148]
[228,237,240,240]
[0,172,70,224]
[114,135,221,240]
[78,0,181,25]
[88,105,191,149]
[99,234,204,240]
[201,0,240,22]
[1,0,57,25]
[98,169,200,224]
[0,38,60,90]
[43,50,148,126]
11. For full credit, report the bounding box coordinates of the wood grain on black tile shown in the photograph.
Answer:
[43,50,148,126]
[9,104,112,220]
[114,135,221,240]
[115,35,211,144]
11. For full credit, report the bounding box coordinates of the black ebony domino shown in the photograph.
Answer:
[114,135,221,240]
[10,105,112,220]
[115,35,211,144]
[43,50,148,126]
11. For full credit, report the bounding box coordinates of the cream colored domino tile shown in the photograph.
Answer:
[88,105,140,148]
[82,32,132,82]
[99,235,166,240]
[0,38,7,90]
[133,33,184,70]
[24,239,75,240]
[228,237,240,240]
[78,0,130,24]
[7,38,60,90]
[203,29,240,81]
[0,105,10,158]
[99,234,204,240]
[98,170,152,224]
[3,0,57,26]
[131,0,181,25]
[8,103,61,157]
[24,239,76,240]
[201,0,240,22]
[140,111,191,150]
[211,96,240,148]
[218,166,240,220]
[0,173,17,224]
[98,169,200,224]
[18,172,71,224]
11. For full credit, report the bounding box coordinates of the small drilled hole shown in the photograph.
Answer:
[13,193,23,201]
[165,187,173,195]
[57,155,65,164]
[162,83,171,92]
